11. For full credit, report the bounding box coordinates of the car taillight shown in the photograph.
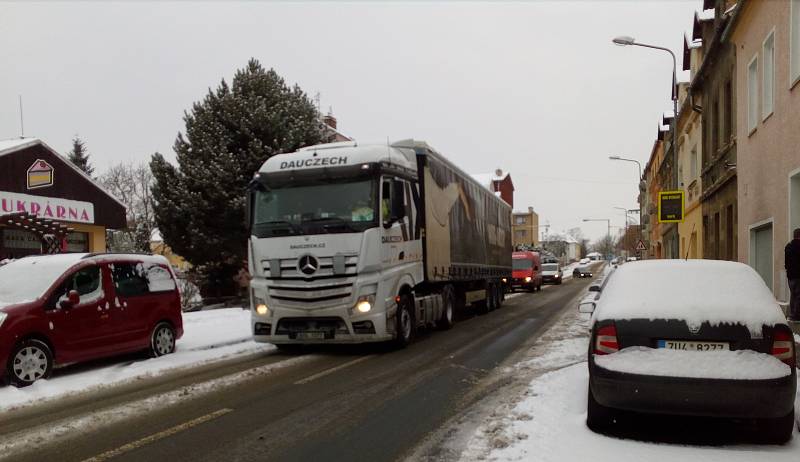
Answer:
[771,328,796,366]
[594,324,619,355]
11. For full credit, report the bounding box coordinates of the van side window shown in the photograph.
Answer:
[112,263,150,297]
[145,264,177,292]
[52,266,103,307]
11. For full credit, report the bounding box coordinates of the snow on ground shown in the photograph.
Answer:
[462,303,800,462]
[0,308,272,412]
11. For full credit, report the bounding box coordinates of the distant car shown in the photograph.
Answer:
[0,253,183,387]
[573,265,593,278]
[541,263,563,285]
[511,251,543,292]
[584,260,796,443]
[626,256,638,262]
[580,258,591,265]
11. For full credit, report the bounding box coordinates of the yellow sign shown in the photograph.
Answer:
[27,159,54,189]
[658,190,685,223]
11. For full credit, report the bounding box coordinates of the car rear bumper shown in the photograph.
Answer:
[589,361,797,419]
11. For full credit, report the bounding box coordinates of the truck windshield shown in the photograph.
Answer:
[542,264,559,271]
[512,259,533,270]
[252,179,377,237]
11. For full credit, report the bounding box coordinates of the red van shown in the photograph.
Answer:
[0,253,183,387]
[511,251,543,292]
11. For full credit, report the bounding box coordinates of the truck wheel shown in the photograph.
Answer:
[487,284,498,311]
[393,295,414,348]
[494,284,503,309]
[8,339,53,388]
[437,285,455,330]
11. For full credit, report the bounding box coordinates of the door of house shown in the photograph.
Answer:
[751,223,773,291]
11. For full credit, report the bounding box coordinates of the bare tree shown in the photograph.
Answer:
[591,234,618,259]
[100,162,156,252]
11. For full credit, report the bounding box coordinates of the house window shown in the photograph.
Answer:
[792,0,800,86]
[747,55,759,133]
[711,97,719,153]
[763,31,775,119]
[690,145,698,180]
[515,216,526,225]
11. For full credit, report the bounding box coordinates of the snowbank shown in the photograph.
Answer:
[595,260,787,335]
[0,308,272,412]
[595,347,791,380]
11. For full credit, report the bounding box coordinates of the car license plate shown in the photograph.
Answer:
[296,332,326,340]
[657,340,729,351]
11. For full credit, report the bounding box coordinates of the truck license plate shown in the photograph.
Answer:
[296,332,326,340]
[657,340,729,351]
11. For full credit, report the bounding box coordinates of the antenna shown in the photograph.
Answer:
[18,95,24,138]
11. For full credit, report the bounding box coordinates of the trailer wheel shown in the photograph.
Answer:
[393,294,414,348]
[493,283,502,309]
[486,283,498,311]
[437,285,455,330]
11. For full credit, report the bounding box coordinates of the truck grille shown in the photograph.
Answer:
[262,255,358,307]
[275,317,349,338]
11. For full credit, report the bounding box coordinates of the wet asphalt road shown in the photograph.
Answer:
[2,273,594,462]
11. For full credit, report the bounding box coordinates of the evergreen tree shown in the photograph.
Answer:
[150,59,322,296]
[68,136,94,176]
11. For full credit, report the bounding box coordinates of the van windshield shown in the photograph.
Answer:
[252,179,378,238]
[512,259,533,270]
[0,254,85,307]
[542,264,559,271]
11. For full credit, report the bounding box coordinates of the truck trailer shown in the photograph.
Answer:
[247,139,512,347]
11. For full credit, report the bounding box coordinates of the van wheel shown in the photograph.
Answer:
[8,339,53,388]
[437,285,455,330]
[150,322,176,357]
[393,295,414,348]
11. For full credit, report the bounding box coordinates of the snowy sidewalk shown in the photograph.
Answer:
[460,307,800,461]
[0,308,273,412]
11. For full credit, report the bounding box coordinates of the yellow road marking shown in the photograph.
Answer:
[294,355,374,385]
[81,408,232,462]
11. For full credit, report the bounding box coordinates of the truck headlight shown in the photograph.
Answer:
[0,312,6,328]
[354,295,375,314]
[501,278,507,283]
[524,276,532,283]
[256,303,269,316]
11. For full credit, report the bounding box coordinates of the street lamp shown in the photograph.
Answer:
[612,36,678,189]
[613,207,630,255]
[609,156,643,181]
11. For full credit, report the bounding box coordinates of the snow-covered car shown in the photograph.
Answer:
[0,253,183,387]
[584,260,796,443]
[579,258,591,265]
[573,265,593,278]
[541,263,563,285]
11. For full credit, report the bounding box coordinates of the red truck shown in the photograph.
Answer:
[510,251,543,292]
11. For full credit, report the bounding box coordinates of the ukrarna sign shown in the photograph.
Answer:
[658,190,685,223]
[0,191,95,224]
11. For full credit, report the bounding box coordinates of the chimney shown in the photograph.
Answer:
[494,168,503,178]
[528,206,534,213]
[322,114,337,130]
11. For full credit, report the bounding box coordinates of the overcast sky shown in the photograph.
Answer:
[0,1,701,241]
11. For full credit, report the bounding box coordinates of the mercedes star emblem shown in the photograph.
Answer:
[298,255,319,275]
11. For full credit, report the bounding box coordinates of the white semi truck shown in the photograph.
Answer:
[247,139,512,347]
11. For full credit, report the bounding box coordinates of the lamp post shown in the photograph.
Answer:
[612,36,678,190]
[609,156,643,181]
[613,207,631,256]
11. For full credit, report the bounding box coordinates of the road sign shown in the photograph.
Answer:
[658,190,685,223]
[635,240,648,252]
